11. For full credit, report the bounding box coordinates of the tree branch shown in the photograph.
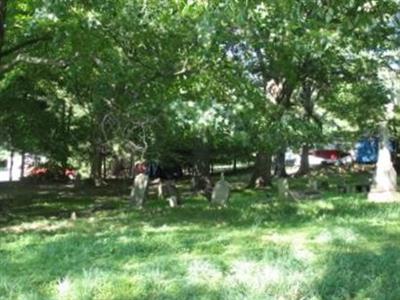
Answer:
[0,54,67,75]
[0,35,51,58]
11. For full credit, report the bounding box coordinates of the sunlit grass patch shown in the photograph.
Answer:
[1,181,400,299]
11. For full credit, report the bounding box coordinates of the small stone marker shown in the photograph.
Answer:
[162,180,180,208]
[211,173,230,206]
[153,178,165,199]
[167,194,179,208]
[277,178,290,201]
[309,179,319,192]
[70,211,77,221]
[255,177,265,188]
[130,173,149,207]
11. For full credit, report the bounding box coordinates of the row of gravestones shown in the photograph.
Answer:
[131,175,373,207]
[130,173,230,208]
[276,178,321,201]
[277,178,373,201]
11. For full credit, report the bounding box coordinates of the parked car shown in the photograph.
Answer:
[309,149,352,165]
[26,163,76,182]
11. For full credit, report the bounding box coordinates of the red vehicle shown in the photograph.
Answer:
[310,149,351,164]
[26,163,76,181]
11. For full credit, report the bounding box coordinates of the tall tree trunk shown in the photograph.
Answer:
[91,143,102,186]
[192,141,212,199]
[90,111,104,186]
[58,102,72,168]
[233,157,237,173]
[20,152,25,179]
[0,0,7,61]
[394,143,400,173]
[129,152,134,179]
[275,148,287,178]
[63,106,73,168]
[248,152,272,188]
[297,145,310,176]
[8,149,13,182]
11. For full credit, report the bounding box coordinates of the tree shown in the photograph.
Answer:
[212,0,398,180]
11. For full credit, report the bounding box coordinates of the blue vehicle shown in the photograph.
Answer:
[355,137,396,164]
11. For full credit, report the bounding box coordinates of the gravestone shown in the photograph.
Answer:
[130,173,150,207]
[192,175,213,201]
[166,181,179,208]
[211,173,230,206]
[157,178,164,199]
[255,177,266,188]
[368,140,400,202]
[309,179,319,192]
[277,178,290,201]
[159,180,180,207]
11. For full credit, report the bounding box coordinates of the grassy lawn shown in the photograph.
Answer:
[1,174,400,299]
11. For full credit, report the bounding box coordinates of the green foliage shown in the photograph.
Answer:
[0,0,398,171]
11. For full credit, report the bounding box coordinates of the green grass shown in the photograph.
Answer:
[1,175,400,299]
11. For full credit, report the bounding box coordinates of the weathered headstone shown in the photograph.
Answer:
[130,173,150,207]
[192,175,213,201]
[156,178,164,199]
[308,179,319,192]
[368,141,400,202]
[211,173,230,206]
[159,180,180,207]
[277,178,291,201]
[255,177,266,188]
[166,183,179,208]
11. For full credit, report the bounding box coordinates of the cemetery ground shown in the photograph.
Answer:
[1,170,400,299]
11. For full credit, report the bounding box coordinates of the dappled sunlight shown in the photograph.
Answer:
[52,269,126,300]
[292,246,315,263]
[0,219,73,234]
[226,260,283,290]
[315,245,400,298]
[298,200,336,211]
[187,259,224,286]
[142,223,191,234]
[262,231,316,263]
[57,277,72,298]
[314,227,361,245]
[2,183,400,298]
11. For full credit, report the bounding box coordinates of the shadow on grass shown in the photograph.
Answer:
[126,193,400,230]
[311,218,400,300]
[0,226,188,298]
[0,213,306,299]
[2,177,400,233]
[2,179,400,299]
[316,245,400,299]
[0,181,131,226]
